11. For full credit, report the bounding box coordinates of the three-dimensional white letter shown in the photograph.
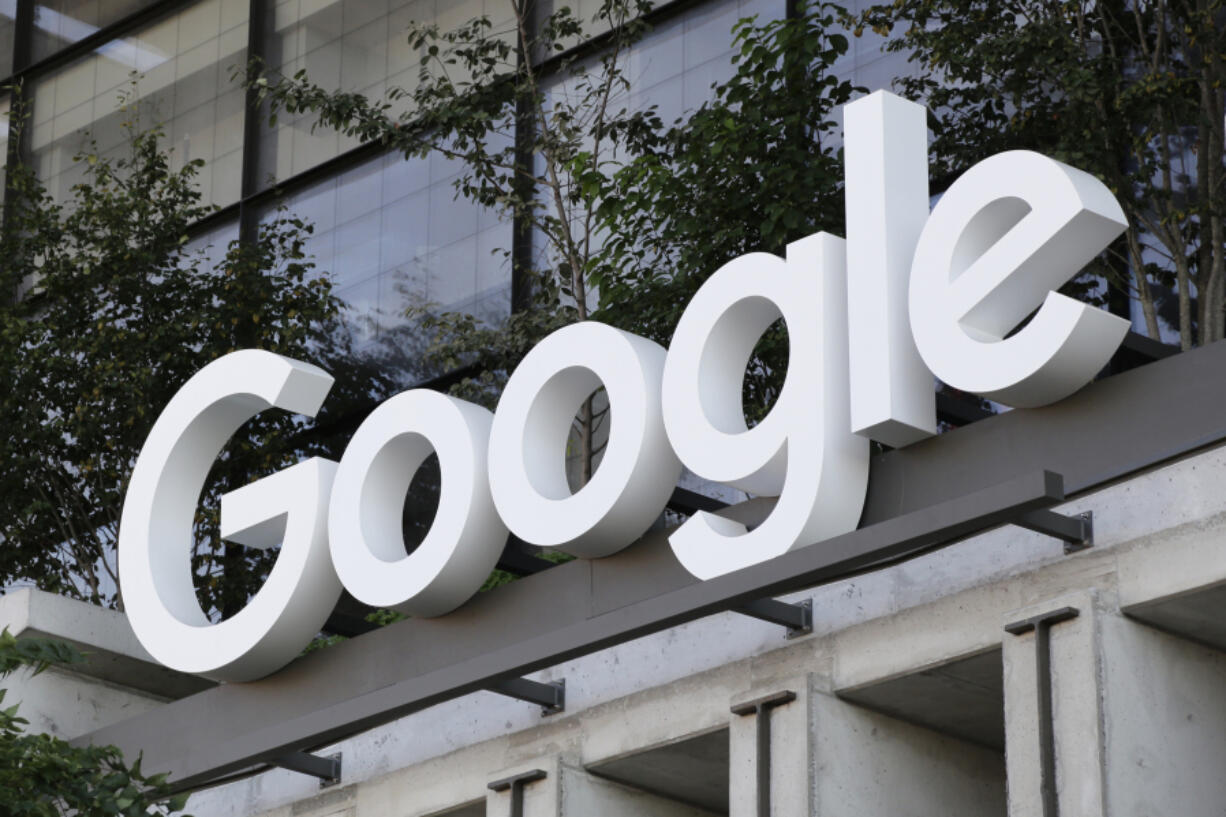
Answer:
[661,233,869,580]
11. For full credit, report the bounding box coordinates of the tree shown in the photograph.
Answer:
[0,104,382,615]
[595,2,861,420]
[855,0,1226,349]
[251,0,659,484]
[0,628,190,816]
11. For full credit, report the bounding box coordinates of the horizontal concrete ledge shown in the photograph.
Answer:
[0,588,213,700]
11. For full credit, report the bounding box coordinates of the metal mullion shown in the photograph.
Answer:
[0,0,196,88]
[1,86,18,245]
[237,0,270,242]
[2,0,34,233]
[11,0,33,76]
[510,0,538,314]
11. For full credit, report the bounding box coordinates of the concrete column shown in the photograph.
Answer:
[1003,590,1103,817]
[1004,589,1226,817]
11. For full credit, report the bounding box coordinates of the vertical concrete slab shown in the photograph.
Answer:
[1099,613,1226,815]
[1003,591,1106,817]
[560,764,720,816]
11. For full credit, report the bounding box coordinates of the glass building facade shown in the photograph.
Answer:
[0,0,911,379]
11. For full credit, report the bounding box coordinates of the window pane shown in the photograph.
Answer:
[264,149,512,382]
[29,0,248,208]
[31,0,173,63]
[257,0,514,186]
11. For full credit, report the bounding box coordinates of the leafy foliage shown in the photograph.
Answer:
[0,628,190,816]
[0,104,382,615]
[854,0,1226,348]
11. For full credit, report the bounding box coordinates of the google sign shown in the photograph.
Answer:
[118,92,1130,682]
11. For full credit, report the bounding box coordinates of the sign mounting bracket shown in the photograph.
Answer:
[487,677,566,715]
[736,597,813,638]
[272,751,341,787]
[1014,509,1093,554]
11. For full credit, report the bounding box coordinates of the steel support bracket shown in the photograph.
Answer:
[1015,508,1093,554]
[272,751,341,788]
[736,597,813,638]
[488,677,565,715]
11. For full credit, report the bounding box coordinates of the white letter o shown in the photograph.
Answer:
[488,321,681,558]
[328,390,506,616]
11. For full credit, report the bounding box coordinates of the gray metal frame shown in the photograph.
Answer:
[76,341,1226,792]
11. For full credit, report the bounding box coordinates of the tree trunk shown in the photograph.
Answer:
[1127,228,1161,340]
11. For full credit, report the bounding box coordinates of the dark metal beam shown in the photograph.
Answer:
[497,537,557,576]
[667,487,731,516]
[857,340,1226,526]
[936,390,995,426]
[487,677,565,716]
[1014,509,1093,554]
[271,751,341,787]
[1,0,198,85]
[78,468,1065,791]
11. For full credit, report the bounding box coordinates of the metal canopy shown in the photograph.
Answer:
[76,341,1226,793]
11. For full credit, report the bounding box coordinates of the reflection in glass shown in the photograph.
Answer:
[263,149,512,385]
[257,0,514,186]
[29,0,247,207]
[31,0,163,63]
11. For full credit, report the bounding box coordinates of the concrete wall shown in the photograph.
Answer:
[0,588,207,740]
